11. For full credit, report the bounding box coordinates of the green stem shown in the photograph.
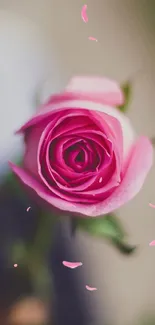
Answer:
[27,211,57,301]
[32,211,56,261]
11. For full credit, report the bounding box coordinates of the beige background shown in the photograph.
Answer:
[0,1,155,325]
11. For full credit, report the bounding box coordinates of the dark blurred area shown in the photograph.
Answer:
[0,177,95,325]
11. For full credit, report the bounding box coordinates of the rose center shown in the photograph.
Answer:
[63,139,100,173]
[75,151,85,163]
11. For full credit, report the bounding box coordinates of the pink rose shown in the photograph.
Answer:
[9,76,153,217]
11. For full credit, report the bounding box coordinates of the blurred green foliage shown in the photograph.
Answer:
[77,213,136,255]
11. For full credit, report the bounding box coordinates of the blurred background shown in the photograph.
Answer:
[0,0,155,324]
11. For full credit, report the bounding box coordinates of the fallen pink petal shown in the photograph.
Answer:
[88,36,98,41]
[81,4,88,23]
[26,206,31,212]
[62,261,83,269]
[14,264,18,268]
[149,240,155,246]
[85,285,97,291]
[149,203,155,208]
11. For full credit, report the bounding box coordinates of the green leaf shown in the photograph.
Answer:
[118,81,132,112]
[111,238,136,255]
[77,214,125,239]
[77,214,136,255]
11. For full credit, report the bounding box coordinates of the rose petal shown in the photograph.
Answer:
[36,107,122,192]
[91,136,153,216]
[81,4,88,23]
[24,117,59,177]
[37,119,98,195]
[14,264,18,268]
[24,123,47,177]
[149,240,155,246]
[16,73,134,159]
[50,112,92,140]
[42,127,116,197]
[17,99,135,160]
[43,158,97,203]
[88,36,98,42]
[85,285,97,291]
[149,203,155,208]
[62,261,83,269]
[9,137,153,217]
[8,162,82,211]
[88,110,123,177]
[66,76,124,106]
[9,162,97,212]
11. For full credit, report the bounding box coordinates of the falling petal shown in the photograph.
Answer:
[81,4,88,23]
[149,240,155,246]
[62,261,83,269]
[14,264,18,268]
[86,285,97,291]
[149,203,155,208]
[88,36,98,42]
[27,206,31,212]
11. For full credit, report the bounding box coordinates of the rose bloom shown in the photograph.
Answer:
[10,77,153,217]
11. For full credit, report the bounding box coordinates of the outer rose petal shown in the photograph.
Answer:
[15,79,133,161]
[24,115,59,177]
[8,162,79,213]
[92,136,153,216]
[9,136,153,217]
[17,100,135,159]
[16,76,134,158]
[24,121,47,177]
[66,76,124,106]
[66,76,135,156]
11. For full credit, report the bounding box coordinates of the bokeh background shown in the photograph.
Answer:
[0,1,155,325]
